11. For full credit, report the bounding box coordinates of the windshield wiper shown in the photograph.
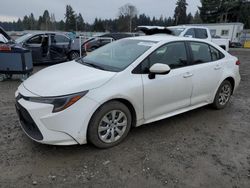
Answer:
[77,58,105,70]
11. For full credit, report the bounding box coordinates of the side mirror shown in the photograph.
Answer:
[149,63,171,79]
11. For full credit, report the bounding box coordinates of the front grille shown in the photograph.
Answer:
[15,101,43,141]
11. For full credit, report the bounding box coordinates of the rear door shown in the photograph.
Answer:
[50,34,70,61]
[187,41,224,105]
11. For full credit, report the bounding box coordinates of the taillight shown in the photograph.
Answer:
[84,43,89,50]
[0,44,11,51]
[236,60,240,66]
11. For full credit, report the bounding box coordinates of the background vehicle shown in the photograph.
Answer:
[16,36,240,148]
[16,32,81,64]
[83,33,135,52]
[0,27,10,43]
[168,25,230,51]
[191,22,244,46]
[0,27,33,81]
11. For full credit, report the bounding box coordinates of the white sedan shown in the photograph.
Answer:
[15,35,241,148]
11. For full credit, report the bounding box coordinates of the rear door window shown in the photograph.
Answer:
[52,34,70,44]
[210,46,225,61]
[189,42,212,64]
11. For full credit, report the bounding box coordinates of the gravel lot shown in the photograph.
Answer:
[0,50,250,188]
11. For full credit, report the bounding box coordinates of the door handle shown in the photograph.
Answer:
[214,65,222,70]
[183,72,193,78]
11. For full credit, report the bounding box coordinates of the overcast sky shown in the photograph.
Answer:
[0,0,201,23]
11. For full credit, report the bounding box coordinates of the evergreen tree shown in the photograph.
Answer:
[37,16,43,30]
[29,13,36,30]
[22,15,30,30]
[50,13,56,30]
[16,19,23,31]
[42,10,51,30]
[65,5,76,31]
[57,20,65,31]
[199,0,220,23]
[77,13,85,31]
[199,0,247,23]
[93,18,105,32]
[193,10,202,24]
[238,1,250,28]
[174,0,188,25]
[186,13,194,24]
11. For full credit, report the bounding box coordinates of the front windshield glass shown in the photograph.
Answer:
[15,33,33,43]
[168,28,185,36]
[78,39,156,72]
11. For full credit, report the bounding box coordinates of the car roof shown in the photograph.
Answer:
[99,33,134,40]
[168,25,208,29]
[27,31,68,36]
[128,34,207,43]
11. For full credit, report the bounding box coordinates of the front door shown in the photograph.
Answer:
[140,42,193,122]
[24,34,49,63]
[23,34,43,62]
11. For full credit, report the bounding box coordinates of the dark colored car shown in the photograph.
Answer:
[0,27,33,81]
[83,33,135,52]
[16,32,81,64]
[230,42,243,48]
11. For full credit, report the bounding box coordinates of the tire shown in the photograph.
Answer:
[69,51,80,60]
[88,101,132,148]
[6,74,13,79]
[0,74,6,82]
[212,80,232,109]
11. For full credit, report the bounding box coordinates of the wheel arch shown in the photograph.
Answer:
[224,77,235,94]
[85,98,138,145]
[88,98,138,130]
[212,76,236,103]
[115,98,137,128]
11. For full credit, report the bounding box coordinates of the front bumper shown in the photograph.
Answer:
[15,85,99,145]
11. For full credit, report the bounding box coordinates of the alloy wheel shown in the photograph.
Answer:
[98,110,128,144]
[218,84,231,106]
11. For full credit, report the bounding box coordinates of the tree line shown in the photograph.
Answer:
[199,0,250,28]
[1,0,250,32]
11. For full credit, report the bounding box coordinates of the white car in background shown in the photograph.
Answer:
[168,25,230,51]
[15,35,240,148]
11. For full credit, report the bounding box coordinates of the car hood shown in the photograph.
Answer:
[22,61,116,97]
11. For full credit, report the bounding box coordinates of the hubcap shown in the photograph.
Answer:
[218,84,231,106]
[98,110,127,144]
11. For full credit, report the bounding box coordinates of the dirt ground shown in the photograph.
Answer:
[0,50,250,188]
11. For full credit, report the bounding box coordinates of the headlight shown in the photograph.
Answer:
[27,91,88,113]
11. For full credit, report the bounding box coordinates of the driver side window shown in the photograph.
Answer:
[141,42,188,73]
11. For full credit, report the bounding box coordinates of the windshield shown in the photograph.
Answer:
[78,39,156,72]
[168,28,185,36]
[15,33,33,43]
